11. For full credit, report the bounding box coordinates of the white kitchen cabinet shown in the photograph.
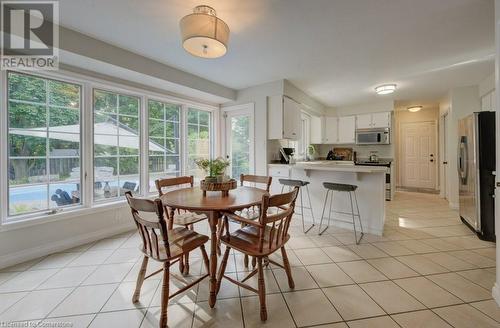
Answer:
[268,165,290,195]
[268,95,302,140]
[323,117,338,144]
[356,112,391,129]
[356,114,372,129]
[338,116,356,144]
[310,115,323,144]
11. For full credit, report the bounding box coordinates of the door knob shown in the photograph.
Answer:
[430,159,434,162]
[430,154,434,157]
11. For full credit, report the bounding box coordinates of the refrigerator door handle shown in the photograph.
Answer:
[458,136,468,184]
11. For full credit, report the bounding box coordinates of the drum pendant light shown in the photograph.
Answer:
[180,5,230,58]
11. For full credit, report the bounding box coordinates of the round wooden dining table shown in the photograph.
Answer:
[160,186,268,308]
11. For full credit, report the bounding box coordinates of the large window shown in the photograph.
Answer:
[7,72,82,216]
[93,89,140,201]
[187,108,212,180]
[148,100,181,192]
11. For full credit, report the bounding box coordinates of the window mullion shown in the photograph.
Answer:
[140,96,148,196]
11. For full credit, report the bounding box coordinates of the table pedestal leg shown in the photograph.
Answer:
[208,211,219,308]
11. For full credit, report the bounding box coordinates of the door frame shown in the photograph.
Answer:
[399,120,439,190]
[439,112,449,199]
[221,103,255,176]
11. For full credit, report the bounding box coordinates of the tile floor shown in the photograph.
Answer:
[0,191,499,327]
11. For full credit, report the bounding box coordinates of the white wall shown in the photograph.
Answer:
[493,0,500,307]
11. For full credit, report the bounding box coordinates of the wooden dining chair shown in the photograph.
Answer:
[217,187,299,321]
[125,191,210,328]
[155,176,207,275]
[217,174,272,267]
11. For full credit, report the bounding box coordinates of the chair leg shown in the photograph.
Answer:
[257,257,267,321]
[281,247,295,289]
[349,191,363,245]
[252,256,257,268]
[318,190,330,235]
[216,246,231,294]
[183,224,194,275]
[132,255,149,303]
[217,218,225,256]
[178,255,184,274]
[244,254,249,267]
[159,261,170,328]
[200,244,210,274]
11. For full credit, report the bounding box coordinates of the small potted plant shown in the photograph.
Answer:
[195,157,230,183]
[307,144,316,161]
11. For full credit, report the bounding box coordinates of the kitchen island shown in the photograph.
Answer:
[268,161,387,235]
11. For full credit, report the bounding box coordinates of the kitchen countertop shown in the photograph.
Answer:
[268,161,387,173]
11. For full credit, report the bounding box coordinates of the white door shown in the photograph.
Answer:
[338,116,356,144]
[224,104,255,179]
[356,114,372,129]
[324,117,338,143]
[372,112,391,128]
[401,121,437,189]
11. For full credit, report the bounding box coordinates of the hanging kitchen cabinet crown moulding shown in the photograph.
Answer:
[180,5,230,59]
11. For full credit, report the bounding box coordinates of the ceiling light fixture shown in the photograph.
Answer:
[180,5,230,59]
[407,106,423,112]
[375,84,397,95]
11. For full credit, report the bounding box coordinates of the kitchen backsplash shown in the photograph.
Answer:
[317,144,393,160]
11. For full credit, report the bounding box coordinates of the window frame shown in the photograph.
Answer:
[0,68,218,229]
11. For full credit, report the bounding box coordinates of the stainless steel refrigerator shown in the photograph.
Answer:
[458,111,495,241]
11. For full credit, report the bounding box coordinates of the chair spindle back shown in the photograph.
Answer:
[240,174,272,192]
[155,176,194,196]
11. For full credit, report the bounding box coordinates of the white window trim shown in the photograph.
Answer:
[0,68,219,230]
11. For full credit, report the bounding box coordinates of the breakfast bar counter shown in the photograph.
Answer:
[271,161,386,235]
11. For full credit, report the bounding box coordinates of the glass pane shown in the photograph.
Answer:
[119,115,139,132]
[187,109,198,124]
[9,102,47,129]
[120,175,140,196]
[165,138,179,154]
[94,90,117,113]
[165,105,180,122]
[199,125,209,139]
[49,106,79,127]
[149,137,165,155]
[94,157,118,201]
[50,158,80,183]
[149,155,165,173]
[48,80,80,108]
[118,95,139,116]
[188,124,198,139]
[148,100,164,119]
[149,119,164,138]
[9,158,47,188]
[49,183,80,208]
[9,184,47,215]
[119,136,140,155]
[119,156,139,175]
[49,134,80,156]
[199,111,210,125]
[9,134,46,157]
[94,134,118,155]
[8,72,46,103]
[229,116,251,178]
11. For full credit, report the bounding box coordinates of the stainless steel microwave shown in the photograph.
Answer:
[355,128,390,145]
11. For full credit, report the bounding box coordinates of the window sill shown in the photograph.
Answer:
[0,200,130,232]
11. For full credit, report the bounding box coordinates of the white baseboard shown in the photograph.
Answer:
[493,283,500,306]
[0,223,135,270]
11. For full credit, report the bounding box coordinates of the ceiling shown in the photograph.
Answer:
[58,0,495,107]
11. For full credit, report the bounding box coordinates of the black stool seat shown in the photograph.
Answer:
[323,182,357,192]
[279,179,310,187]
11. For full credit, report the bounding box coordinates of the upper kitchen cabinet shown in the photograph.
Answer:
[310,115,323,144]
[338,116,356,144]
[323,116,339,143]
[268,95,302,140]
[356,112,391,129]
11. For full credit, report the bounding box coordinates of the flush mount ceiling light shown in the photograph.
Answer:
[407,106,423,112]
[180,5,230,59]
[375,84,397,95]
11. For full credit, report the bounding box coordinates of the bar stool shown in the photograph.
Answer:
[318,182,364,244]
[279,179,315,233]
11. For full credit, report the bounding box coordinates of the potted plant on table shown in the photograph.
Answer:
[195,157,230,183]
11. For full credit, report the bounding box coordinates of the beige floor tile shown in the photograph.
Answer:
[88,237,127,251]
[102,280,159,311]
[448,250,496,268]
[359,281,425,314]
[395,254,449,275]
[0,269,58,292]
[287,236,316,249]
[457,268,496,290]
[397,240,438,254]
[283,289,342,327]
[273,266,318,291]
[306,263,354,287]
[337,261,387,283]
[0,258,43,273]
[419,238,462,251]
[38,266,97,289]
[372,242,414,256]
[192,298,243,328]
[393,277,462,308]
[141,304,194,328]
[346,316,399,328]
[427,272,492,302]
[89,309,145,328]
[0,272,18,285]
[472,247,497,260]
[322,246,361,262]
[150,275,199,305]
[422,252,477,271]
[67,250,115,267]
[294,248,333,265]
[40,314,95,328]
[196,273,239,302]
[50,284,118,317]
[323,285,385,320]
[267,248,303,268]
[237,269,281,297]
[310,235,343,247]
[29,252,81,270]
[0,287,73,321]
[470,300,500,323]
[104,248,142,264]
[0,291,27,314]
[82,262,134,285]
[367,258,418,279]
[241,293,295,328]
[391,310,452,328]
[313,323,348,328]
[347,244,389,259]
[433,304,500,328]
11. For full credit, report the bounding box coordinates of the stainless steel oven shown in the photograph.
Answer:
[355,128,390,145]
